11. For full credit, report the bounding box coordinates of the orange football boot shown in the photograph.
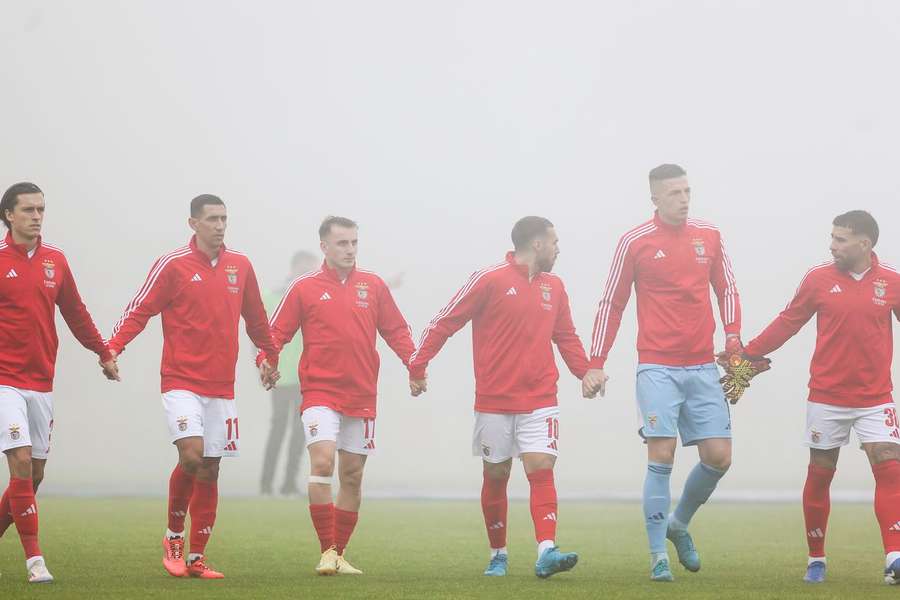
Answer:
[162,536,187,577]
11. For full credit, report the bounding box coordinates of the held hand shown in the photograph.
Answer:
[409,378,427,397]
[99,358,120,381]
[259,359,280,391]
[582,368,609,398]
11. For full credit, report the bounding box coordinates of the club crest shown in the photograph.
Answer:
[224,265,239,285]
[692,239,705,256]
[42,258,55,280]
[177,416,188,432]
[9,424,20,441]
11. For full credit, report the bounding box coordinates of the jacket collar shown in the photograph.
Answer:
[3,230,42,257]
[652,210,687,233]
[321,259,356,283]
[189,235,226,264]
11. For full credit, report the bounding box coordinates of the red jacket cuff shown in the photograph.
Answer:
[588,356,606,370]
[99,349,113,362]
[408,365,426,380]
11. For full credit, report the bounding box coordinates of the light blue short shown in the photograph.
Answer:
[635,363,731,446]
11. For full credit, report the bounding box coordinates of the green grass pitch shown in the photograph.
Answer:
[0,497,896,599]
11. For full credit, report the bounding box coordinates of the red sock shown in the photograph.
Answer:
[481,472,509,550]
[873,459,900,554]
[188,479,218,555]
[803,464,835,558]
[310,503,335,552]
[8,477,41,558]
[527,468,557,543]
[167,464,195,534]
[334,508,359,554]
[0,488,12,537]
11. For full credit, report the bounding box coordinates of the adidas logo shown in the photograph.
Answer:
[20,504,36,517]
[543,513,557,522]
[890,521,900,532]
[506,287,517,296]
[320,291,332,301]
[6,268,18,278]
[807,528,824,538]
[191,273,202,282]
[488,522,505,530]
[547,440,558,450]
[170,510,187,518]
[224,441,237,452]
[365,440,376,450]
[653,250,666,259]
[197,526,213,535]
[829,284,842,294]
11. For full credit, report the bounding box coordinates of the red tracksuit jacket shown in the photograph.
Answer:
[744,255,900,408]
[589,213,741,368]
[0,232,111,391]
[263,262,415,418]
[408,252,589,414]
[108,236,277,398]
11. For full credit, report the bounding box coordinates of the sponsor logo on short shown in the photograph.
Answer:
[890,521,900,532]
[547,440,558,450]
[224,441,237,452]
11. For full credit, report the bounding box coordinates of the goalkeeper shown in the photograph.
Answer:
[739,210,900,585]
[583,164,742,582]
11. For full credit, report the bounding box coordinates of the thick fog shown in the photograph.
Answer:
[1,1,898,499]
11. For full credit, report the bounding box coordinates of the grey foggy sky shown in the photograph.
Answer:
[1,1,898,497]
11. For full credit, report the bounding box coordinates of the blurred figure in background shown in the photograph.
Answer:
[260,251,318,496]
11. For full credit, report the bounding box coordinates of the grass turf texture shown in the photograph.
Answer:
[0,498,895,599]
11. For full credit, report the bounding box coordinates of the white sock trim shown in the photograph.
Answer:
[886,551,900,568]
[166,528,185,539]
[26,555,44,569]
[537,540,555,557]
[308,475,333,485]
[491,547,507,558]
[808,556,826,565]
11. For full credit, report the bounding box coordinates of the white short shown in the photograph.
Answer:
[161,390,239,458]
[473,406,560,463]
[301,406,376,456]
[805,401,900,449]
[0,386,53,459]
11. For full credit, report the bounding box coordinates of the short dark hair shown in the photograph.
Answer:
[511,216,554,251]
[319,216,358,239]
[1,182,43,229]
[648,163,687,182]
[190,194,225,218]
[833,210,879,247]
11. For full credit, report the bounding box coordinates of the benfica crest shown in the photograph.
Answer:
[177,417,188,432]
[691,239,706,256]
[42,258,55,279]
[9,424,20,441]
[224,265,239,285]
[874,279,888,298]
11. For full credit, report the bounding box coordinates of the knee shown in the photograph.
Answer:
[310,455,335,477]
[197,460,220,481]
[179,453,203,475]
[339,465,364,490]
[6,448,32,479]
[706,454,732,473]
[484,461,512,480]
